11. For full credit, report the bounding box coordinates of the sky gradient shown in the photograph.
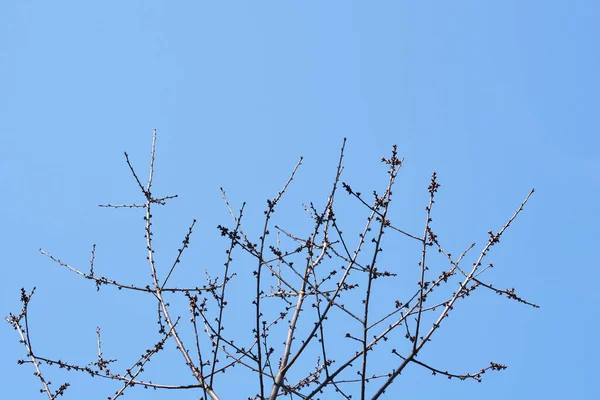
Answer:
[2,2,598,399]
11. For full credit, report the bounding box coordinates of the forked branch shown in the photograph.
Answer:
[6,131,536,400]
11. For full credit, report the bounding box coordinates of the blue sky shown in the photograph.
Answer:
[1,1,598,399]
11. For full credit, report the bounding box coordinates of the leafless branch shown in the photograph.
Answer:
[7,131,537,400]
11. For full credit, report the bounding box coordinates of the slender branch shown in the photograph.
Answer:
[7,134,537,400]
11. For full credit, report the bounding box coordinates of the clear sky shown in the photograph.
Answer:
[1,1,598,399]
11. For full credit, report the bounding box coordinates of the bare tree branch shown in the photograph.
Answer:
[6,131,537,400]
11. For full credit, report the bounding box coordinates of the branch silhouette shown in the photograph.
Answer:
[6,130,537,399]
